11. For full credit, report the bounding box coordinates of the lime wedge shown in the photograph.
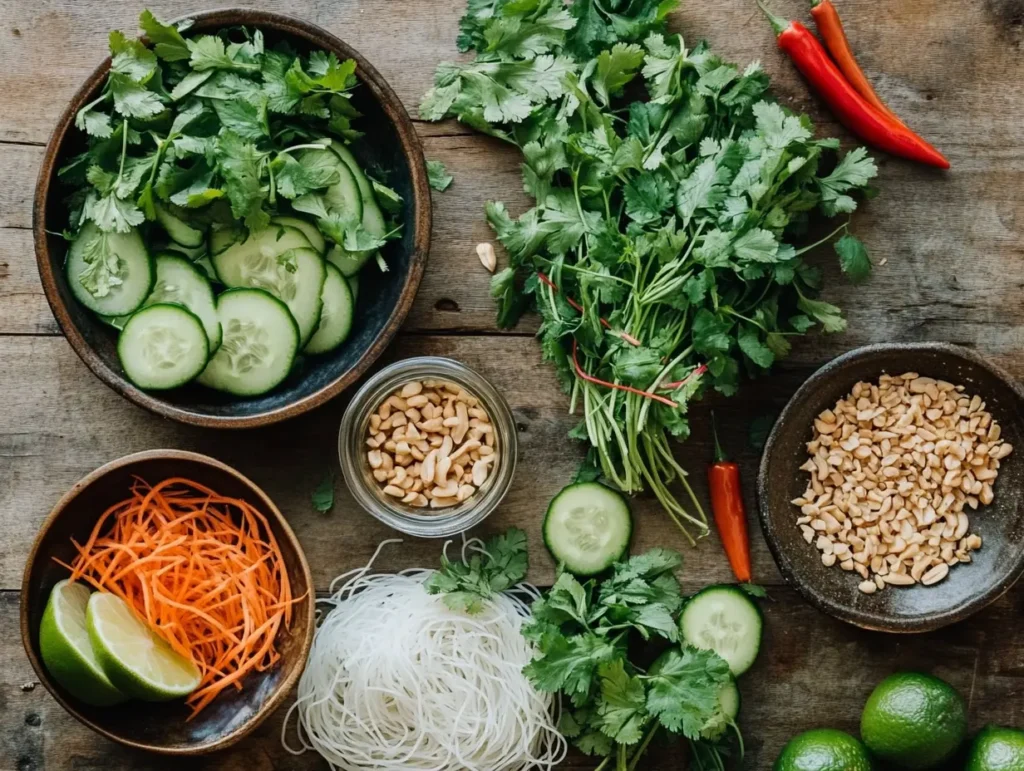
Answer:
[86,592,201,702]
[39,580,127,706]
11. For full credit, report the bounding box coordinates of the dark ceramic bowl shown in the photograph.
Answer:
[758,343,1024,633]
[21,450,315,754]
[34,9,431,428]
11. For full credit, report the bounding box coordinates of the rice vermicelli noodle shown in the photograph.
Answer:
[282,540,567,770]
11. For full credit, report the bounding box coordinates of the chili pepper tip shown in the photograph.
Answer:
[755,0,790,36]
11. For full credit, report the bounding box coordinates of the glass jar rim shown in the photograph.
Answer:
[338,357,518,537]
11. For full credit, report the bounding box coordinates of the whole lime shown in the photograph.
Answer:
[966,725,1024,771]
[773,728,874,771]
[860,672,967,769]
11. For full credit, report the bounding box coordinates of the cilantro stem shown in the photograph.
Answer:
[627,724,660,771]
[116,119,129,183]
[792,219,850,256]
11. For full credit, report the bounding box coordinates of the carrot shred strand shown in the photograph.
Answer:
[60,477,295,718]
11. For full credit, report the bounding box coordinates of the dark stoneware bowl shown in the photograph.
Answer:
[21,450,314,754]
[34,9,431,428]
[758,343,1024,633]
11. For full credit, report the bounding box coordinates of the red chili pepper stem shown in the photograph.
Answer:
[710,411,727,464]
[756,0,789,36]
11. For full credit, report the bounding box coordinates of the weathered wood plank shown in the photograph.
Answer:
[0,333,800,591]
[5,587,1023,770]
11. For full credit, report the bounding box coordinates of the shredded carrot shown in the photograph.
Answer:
[57,477,297,719]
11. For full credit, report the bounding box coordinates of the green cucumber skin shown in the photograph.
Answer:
[680,585,763,677]
[117,303,210,390]
[542,482,633,577]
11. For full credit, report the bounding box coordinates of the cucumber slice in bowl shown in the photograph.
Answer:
[679,585,763,676]
[215,242,326,348]
[197,288,300,396]
[272,215,325,254]
[305,262,354,355]
[66,222,154,316]
[100,253,221,350]
[543,482,632,576]
[154,201,205,248]
[118,304,210,390]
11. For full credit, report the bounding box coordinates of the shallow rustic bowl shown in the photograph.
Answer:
[34,9,431,428]
[21,450,314,754]
[758,343,1024,633]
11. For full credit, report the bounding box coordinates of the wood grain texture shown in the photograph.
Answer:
[1,0,1023,768]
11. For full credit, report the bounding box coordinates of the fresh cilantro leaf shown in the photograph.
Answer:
[523,631,620,698]
[75,98,114,138]
[597,659,648,744]
[676,158,731,226]
[835,232,871,281]
[216,130,269,231]
[426,159,454,191]
[109,73,165,119]
[84,191,145,233]
[692,309,732,356]
[737,325,775,369]
[645,646,731,738]
[624,172,670,225]
[212,96,268,140]
[273,153,340,199]
[797,296,847,333]
[740,583,768,599]
[139,10,191,61]
[818,147,878,216]
[371,179,403,213]
[592,43,644,106]
[187,35,258,72]
[423,527,528,613]
[611,346,662,386]
[311,472,334,513]
[109,30,158,83]
[76,228,125,297]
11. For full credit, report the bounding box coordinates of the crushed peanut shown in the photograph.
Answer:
[794,373,1011,593]
[366,379,497,510]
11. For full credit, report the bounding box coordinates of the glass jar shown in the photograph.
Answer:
[338,357,518,537]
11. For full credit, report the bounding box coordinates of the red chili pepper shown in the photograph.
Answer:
[809,0,901,124]
[757,1,950,170]
[708,413,752,583]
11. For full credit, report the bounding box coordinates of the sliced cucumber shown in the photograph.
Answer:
[347,273,360,301]
[328,142,388,238]
[66,223,154,316]
[294,145,362,223]
[212,225,311,282]
[164,241,206,261]
[323,141,388,276]
[680,586,763,676]
[543,482,632,576]
[272,215,325,254]
[146,253,221,350]
[214,238,325,347]
[209,222,245,255]
[118,304,209,390]
[154,202,204,248]
[193,254,218,284]
[305,263,354,355]
[197,288,299,396]
[100,253,221,348]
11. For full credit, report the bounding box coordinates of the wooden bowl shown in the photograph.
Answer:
[20,450,315,754]
[33,9,431,428]
[757,343,1024,633]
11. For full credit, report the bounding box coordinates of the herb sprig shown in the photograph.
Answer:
[422,0,878,540]
[62,10,402,299]
[523,549,737,770]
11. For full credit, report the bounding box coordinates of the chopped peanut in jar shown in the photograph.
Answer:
[366,379,497,511]
[794,373,1011,593]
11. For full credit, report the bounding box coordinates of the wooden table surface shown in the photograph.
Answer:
[2,1,1023,768]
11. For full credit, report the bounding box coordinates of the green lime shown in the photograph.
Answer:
[86,592,201,701]
[39,580,127,706]
[967,726,1024,771]
[860,672,967,769]
[773,728,874,771]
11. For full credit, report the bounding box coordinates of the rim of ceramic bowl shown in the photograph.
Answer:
[33,8,431,429]
[19,449,315,754]
[757,341,1024,633]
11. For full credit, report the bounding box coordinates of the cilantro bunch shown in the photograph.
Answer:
[422,0,878,540]
[523,549,735,770]
[60,11,390,295]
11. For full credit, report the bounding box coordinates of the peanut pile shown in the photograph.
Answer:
[794,373,1012,594]
[365,379,496,510]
